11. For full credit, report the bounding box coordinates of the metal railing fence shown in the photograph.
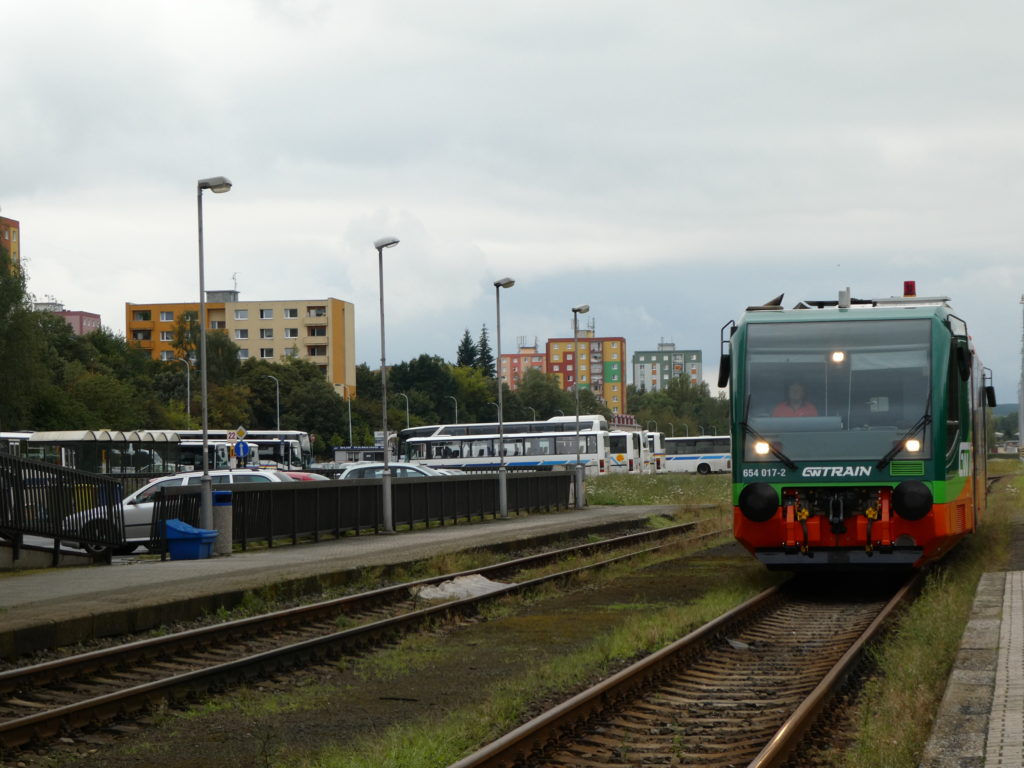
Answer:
[0,454,125,565]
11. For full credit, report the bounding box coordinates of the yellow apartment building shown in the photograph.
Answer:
[125,291,356,398]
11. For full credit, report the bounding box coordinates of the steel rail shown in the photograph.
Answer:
[748,572,922,768]
[0,520,707,695]
[448,586,783,768]
[0,521,727,748]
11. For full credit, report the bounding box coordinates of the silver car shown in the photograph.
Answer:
[68,468,295,555]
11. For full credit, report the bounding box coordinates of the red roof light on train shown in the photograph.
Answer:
[903,280,917,297]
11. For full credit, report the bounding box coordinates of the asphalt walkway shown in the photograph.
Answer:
[0,504,678,658]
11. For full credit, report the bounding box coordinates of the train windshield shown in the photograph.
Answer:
[742,318,932,461]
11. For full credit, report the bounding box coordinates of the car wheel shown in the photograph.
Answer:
[78,521,114,560]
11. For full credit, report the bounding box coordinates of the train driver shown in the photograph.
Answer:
[772,382,819,418]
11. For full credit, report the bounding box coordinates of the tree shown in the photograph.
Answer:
[171,310,199,362]
[456,329,477,368]
[476,324,495,379]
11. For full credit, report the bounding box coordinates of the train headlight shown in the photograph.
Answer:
[904,438,922,453]
[754,440,771,456]
[739,483,779,522]
[892,480,932,521]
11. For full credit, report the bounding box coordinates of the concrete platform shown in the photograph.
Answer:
[920,571,1024,768]
[0,504,682,659]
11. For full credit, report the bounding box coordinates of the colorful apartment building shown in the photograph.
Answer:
[546,331,627,415]
[0,216,20,267]
[125,291,357,398]
[632,343,702,392]
[498,338,547,391]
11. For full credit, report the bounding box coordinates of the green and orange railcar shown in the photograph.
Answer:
[719,282,996,569]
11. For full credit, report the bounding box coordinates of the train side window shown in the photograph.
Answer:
[946,341,963,452]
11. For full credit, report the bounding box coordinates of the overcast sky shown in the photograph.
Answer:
[4,1,1023,403]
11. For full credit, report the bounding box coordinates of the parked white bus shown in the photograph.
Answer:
[402,415,612,475]
[663,435,731,474]
[646,431,666,473]
[606,430,644,473]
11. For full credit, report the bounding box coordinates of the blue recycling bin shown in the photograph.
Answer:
[164,518,218,560]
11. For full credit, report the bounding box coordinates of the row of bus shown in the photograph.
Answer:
[398,415,730,475]
[0,430,313,475]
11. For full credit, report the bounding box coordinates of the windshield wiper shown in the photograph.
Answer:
[741,394,797,471]
[876,400,932,470]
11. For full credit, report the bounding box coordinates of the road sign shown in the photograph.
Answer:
[234,440,251,458]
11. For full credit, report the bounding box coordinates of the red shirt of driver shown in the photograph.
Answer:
[772,402,819,417]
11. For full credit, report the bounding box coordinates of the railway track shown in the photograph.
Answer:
[0,519,724,750]
[451,573,919,768]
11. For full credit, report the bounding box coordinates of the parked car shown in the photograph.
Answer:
[335,462,443,480]
[283,471,332,482]
[65,468,296,556]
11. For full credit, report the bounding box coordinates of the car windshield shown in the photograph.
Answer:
[742,318,932,461]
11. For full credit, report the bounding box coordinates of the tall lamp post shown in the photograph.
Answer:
[197,175,232,530]
[396,393,410,430]
[668,422,675,437]
[374,236,400,533]
[447,395,458,424]
[174,357,193,428]
[494,277,515,518]
[647,420,658,433]
[572,303,589,509]
[264,375,280,430]
[527,406,537,421]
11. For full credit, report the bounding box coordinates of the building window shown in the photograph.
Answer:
[235,329,249,340]
[307,345,327,357]
[234,309,248,320]
[260,328,274,339]
[284,308,298,318]
[210,320,226,329]
[284,347,298,357]
[131,329,151,341]
[159,311,174,322]
[260,348,274,358]
[259,309,273,319]
[132,310,151,322]
[160,331,173,342]
[284,328,298,338]
[160,350,174,361]
[308,326,327,337]
[238,349,249,359]
[307,306,326,317]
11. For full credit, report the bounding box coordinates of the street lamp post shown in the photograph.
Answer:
[683,424,689,436]
[197,175,232,531]
[572,303,589,509]
[447,395,458,424]
[397,393,410,430]
[668,422,675,437]
[494,277,514,518]
[647,420,658,433]
[264,375,280,430]
[374,236,400,533]
[527,406,537,421]
[699,425,705,435]
[174,357,193,428]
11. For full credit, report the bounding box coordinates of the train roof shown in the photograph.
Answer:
[740,286,958,325]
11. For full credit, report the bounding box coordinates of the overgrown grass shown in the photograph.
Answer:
[586,471,730,507]
[840,460,1021,767]
[289,583,769,768]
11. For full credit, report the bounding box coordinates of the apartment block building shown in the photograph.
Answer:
[34,301,101,335]
[125,291,357,398]
[632,343,702,392]
[0,216,20,267]
[498,338,547,391]
[546,331,627,415]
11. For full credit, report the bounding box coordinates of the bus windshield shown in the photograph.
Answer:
[742,318,932,461]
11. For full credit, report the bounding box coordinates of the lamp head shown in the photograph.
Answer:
[572,304,590,314]
[198,176,232,193]
[494,277,515,289]
[374,236,400,251]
